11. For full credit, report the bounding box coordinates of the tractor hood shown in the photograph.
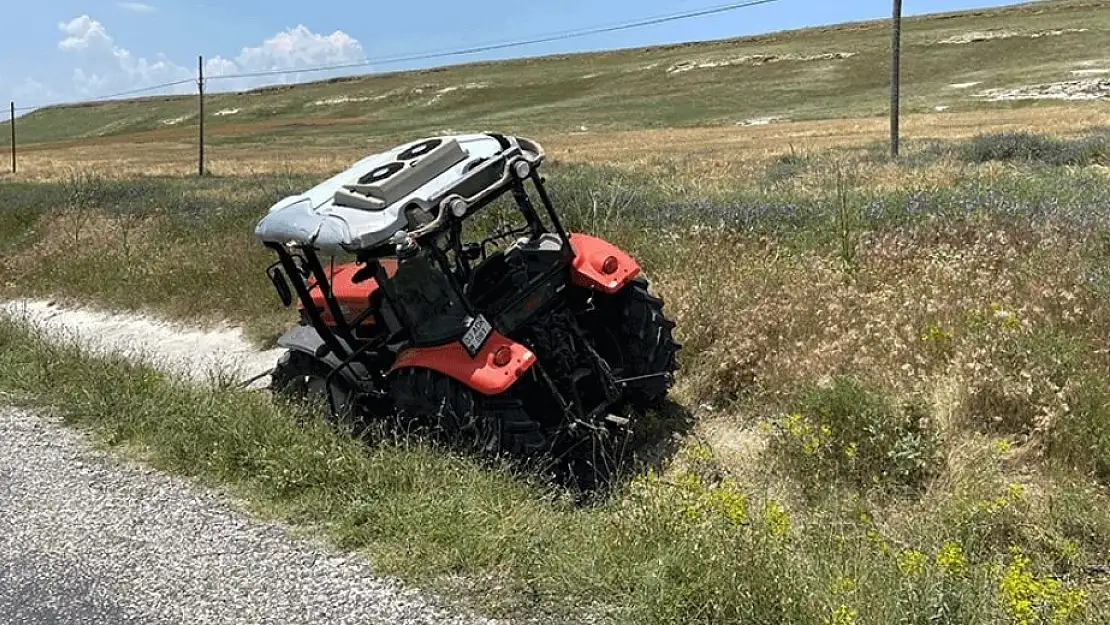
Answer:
[255,133,544,254]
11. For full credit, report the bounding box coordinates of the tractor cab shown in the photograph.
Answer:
[256,132,571,366]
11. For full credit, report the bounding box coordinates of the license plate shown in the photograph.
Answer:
[461,315,493,357]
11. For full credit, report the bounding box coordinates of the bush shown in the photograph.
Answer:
[764,150,817,183]
[960,132,1109,167]
[955,323,1086,438]
[1049,375,1110,484]
[769,376,941,493]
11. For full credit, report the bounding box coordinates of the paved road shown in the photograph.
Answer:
[0,407,499,625]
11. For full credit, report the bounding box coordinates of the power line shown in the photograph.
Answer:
[5,0,783,114]
[208,0,782,82]
[87,79,195,102]
[12,78,195,113]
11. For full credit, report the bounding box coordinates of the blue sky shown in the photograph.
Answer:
[1,0,1028,111]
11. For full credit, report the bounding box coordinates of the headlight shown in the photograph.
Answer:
[512,160,532,179]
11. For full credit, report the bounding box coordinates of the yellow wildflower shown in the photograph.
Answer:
[829,575,857,595]
[706,479,748,527]
[936,542,967,576]
[866,528,891,557]
[897,550,927,577]
[825,604,857,625]
[763,500,791,539]
[685,442,716,464]
[999,553,1087,625]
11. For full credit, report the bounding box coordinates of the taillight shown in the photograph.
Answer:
[492,346,513,368]
[601,256,619,275]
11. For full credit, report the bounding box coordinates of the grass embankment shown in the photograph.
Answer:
[2,317,1107,625]
[3,130,1110,623]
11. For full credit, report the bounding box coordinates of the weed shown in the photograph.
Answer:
[960,132,1109,167]
[769,376,941,494]
[765,148,816,184]
[833,164,862,278]
[1048,376,1110,484]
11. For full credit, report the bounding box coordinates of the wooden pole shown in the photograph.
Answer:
[890,0,902,159]
[9,102,15,174]
[198,55,205,177]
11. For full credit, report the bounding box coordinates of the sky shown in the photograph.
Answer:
[0,0,1030,113]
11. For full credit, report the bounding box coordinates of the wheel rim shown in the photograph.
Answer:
[278,373,349,420]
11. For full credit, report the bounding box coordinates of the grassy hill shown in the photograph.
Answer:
[3,0,1108,149]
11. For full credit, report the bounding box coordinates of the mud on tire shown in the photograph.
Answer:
[390,367,546,457]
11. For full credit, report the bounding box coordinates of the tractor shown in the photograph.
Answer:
[256,132,679,487]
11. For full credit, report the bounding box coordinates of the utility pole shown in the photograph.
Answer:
[890,0,902,159]
[9,102,15,174]
[198,55,205,177]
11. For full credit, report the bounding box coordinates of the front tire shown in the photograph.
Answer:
[269,350,357,423]
[390,368,546,456]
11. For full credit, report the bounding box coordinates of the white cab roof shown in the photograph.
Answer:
[255,133,543,253]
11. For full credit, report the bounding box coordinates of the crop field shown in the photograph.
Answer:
[3,1,1110,623]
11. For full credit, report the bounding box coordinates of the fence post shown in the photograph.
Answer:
[890,0,902,159]
[198,55,205,177]
[9,102,15,174]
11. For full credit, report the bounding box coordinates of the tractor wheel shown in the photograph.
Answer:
[390,367,546,457]
[599,276,680,410]
[269,350,357,423]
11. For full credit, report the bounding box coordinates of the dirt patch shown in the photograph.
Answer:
[975,79,1110,102]
[735,116,789,127]
[693,415,772,483]
[0,299,285,388]
[938,28,1089,44]
[425,83,488,106]
[308,95,375,107]
[666,52,855,75]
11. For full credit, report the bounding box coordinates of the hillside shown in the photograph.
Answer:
[2,0,1108,150]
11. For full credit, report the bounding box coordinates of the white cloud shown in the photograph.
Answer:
[203,26,366,90]
[49,15,367,101]
[230,26,364,73]
[118,2,156,13]
[58,15,114,52]
[57,16,191,98]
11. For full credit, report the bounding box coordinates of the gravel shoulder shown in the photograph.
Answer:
[0,407,499,625]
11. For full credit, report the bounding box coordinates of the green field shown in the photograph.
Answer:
[2,0,1108,149]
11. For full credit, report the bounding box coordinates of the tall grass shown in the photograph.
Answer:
[3,132,1110,622]
[0,319,1105,624]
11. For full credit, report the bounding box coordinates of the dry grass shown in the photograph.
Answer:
[6,103,1105,185]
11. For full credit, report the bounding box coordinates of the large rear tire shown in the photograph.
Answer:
[597,276,680,410]
[390,368,546,457]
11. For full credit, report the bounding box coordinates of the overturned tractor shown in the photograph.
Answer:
[256,133,679,487]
